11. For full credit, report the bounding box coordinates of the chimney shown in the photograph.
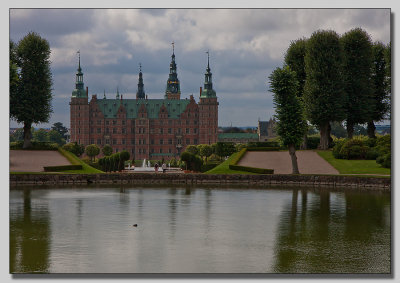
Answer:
[200,87,202,96]
[121,94,123,100]
[86,87,88,96]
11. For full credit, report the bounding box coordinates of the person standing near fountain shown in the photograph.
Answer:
[154,163,159,173]
[162,163,167,173]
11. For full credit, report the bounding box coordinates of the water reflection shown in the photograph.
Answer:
[10,189,51,273]
[273,189,391,273]
[9,186,390,273]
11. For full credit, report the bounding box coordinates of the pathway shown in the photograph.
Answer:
[10,150,71,172]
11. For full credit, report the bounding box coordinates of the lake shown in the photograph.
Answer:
[10,185,391,274]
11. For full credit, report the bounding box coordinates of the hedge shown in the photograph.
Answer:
[246,147,280,151]
[43,165,83,172]
[10,141,59,150]
[229,164,274,174]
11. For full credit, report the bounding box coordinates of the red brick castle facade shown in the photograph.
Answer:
[70,47,218,160]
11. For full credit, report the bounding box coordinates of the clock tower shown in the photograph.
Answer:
[165,42,181,100]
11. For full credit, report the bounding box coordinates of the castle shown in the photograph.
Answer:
[70,46,219,160]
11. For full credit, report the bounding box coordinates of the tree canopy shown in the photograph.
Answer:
[10,32,53,148]
[303,30,346,149]
[340,28,374,138]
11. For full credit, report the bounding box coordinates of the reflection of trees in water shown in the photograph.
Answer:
[273,189,390,273]
[10,189,51,273]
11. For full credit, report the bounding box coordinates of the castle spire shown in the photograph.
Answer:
[72,50,86,97]
[165,42,181,99]
[136,63,145,99]
[200,50,216,98]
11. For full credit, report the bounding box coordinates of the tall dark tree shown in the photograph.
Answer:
[284,38,307,98]
[10,41,19,111]
[284,38,308,148]
[269,66,307,174]
[51,122,68,140]
[384,42,391,119]
[10,32,53,149]
[340,28,374,138]
[367,42,390,138]
[304,30,346,149]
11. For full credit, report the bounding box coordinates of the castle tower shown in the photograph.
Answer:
[70,51,90,145]
[165,42,181,100]
[136,63,146,99]
[199,51,219,144]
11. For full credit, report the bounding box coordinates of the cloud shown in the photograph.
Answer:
[9,8,391,129]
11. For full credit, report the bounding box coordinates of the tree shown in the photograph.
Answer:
[199,144,213,162]
[285,38,308,148]
[85,144,100,162]
[32,128,49,142]
[384,42,391,119]
[185,145,198,155]
[269,66,307,174]
[102,144,113,156]
[51,122,68,140]
[119,150,130,171]
[10,32,53,149]
[303,30,346,149]
[215,142,235,159]
[341,28,374,138]
[10,41,19,113]
[284,38,307,98]
[367,42,390,138]
[48,129,65,145]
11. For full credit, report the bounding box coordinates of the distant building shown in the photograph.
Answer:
[70,46,219,160]
[218,132,259,143]
[257,118,276,141]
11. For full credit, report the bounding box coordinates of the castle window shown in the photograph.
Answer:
[113,120,116,125]
[143,149,146,154]
[131,139,135,145]
[194,139,198,144]
[113,139,117,145]
[151,139,154,145]
[106,128,109,134]
[168,128,172,134]
[160,148,163,153]
[97,128,101,134]
[97,139,101,145]
[105,139,110,144]
[90,139,94,144]
[122,120,125,125]
[122,128,126,134]
[160,139,164,145]
[113,128,117,134]
[186,128,190,134]
[122,139,125,145]
[143,139,146,145]
[91,128,94,133]
[186,139,190,144]
[168,139,172,145]
[106,120,109,125]
[97,120,101,125]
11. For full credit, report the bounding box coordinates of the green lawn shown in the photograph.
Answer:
[56,148,104,174]
[205,152,257,174]
[317,150,390,175]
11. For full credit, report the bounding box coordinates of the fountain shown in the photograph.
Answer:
[124,159,182,173]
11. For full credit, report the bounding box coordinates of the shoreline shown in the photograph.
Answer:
[9,173,391,191]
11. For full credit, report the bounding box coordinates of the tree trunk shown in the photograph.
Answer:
[318,122,330,150]
[346,120,354,139]
[288,144,300,174]
[367,121,376,139]
[22,122,32,149]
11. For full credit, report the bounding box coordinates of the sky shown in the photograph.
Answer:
[9,8,391,129]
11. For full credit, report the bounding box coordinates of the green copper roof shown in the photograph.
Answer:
[218,133,259,140]
[96,98,191,119]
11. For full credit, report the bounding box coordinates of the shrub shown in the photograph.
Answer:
[200,163,219,173]
[332,138,348,159]
[63,142,84,156]
[246,147,280,151]
[365,148,380,160]
[306,136,320,149]
[102,144,113,156]
[376,153,391,168]
[85,144,100,162]
[339,139,368,159]
[247,141,280,148]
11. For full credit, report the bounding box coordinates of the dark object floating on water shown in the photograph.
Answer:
[132,224,138,227]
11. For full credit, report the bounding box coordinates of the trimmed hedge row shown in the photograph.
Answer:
[10,141,59,150]
[229,165,274,174]
[43,165,83,172]
[246,147,280,151]
[228,148,274,174]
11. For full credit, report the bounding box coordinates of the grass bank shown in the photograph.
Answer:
[58,148,104,174]
[317,150,390,176]
[205,152,258,174]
